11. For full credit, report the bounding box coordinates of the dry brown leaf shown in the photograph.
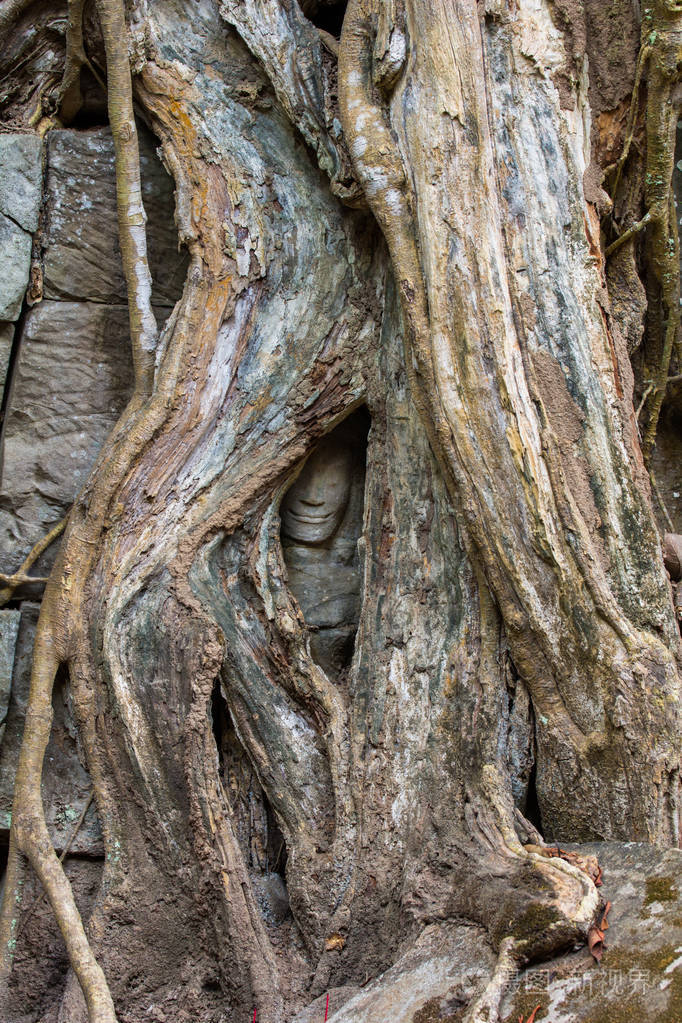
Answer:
[588,924,605,962]
[600,900,612,932]
[325,933,346,952]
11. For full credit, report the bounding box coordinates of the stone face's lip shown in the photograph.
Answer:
[285,508,335,525]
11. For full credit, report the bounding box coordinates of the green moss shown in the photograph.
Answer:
[507,903,563,948]
[581,943,682,1022]
[644,875,678,905]
[641,944,681,974]
[508,935,682,1023]
[579,996,648,1023]
[412,996,464,1023]
[502,990,549,1023]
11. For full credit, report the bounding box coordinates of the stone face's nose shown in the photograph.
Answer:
[299,496,325,507]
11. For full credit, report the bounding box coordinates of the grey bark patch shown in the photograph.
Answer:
[43,126,188,306]
[0,133,42,234]
[252,871,291,924]
[0,211,32,321]
[0,608,20,746]
[0,301,135,575]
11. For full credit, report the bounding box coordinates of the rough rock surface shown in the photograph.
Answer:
[0,134,42,233]
[0,123,187,578]
[501,842,682,1023]
[293,922,496,1023]
[0,603,102,855]
[0,214,34,322]
[43,126,187,305]
[0,322,15,395]
[0,609,20,745]
[291,843,682,1023]
[0,301,135,576]
[0,134,42,321]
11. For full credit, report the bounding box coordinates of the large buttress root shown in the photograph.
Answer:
[337,0,677,991]
[339,0,682,846]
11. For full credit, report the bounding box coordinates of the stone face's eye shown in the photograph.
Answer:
[280,408,369,676]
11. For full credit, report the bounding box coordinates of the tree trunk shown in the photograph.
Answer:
[0,1,680,1021]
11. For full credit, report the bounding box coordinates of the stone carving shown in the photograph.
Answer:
[281,411,369,675]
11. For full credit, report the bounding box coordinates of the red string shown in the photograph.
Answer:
[324,992,329,1022]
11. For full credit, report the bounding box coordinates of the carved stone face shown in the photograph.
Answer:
[281,435,353,544]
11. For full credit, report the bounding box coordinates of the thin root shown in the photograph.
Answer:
[605,210,653,258]
[16,790,94,938]
[0,516,67,607]
[463,936,517,1023]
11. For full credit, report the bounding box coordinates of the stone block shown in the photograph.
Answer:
[0,134,42,322]
[0,211,32,321]
[0,602,102,855]
[0,300,134,575]
[0,608,20,746]
[0,132,42,233]
[43,126,187,306]
[0,322,15,396]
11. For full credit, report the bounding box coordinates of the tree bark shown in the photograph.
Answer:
[339,0,682,845]
[0,1,680,1021]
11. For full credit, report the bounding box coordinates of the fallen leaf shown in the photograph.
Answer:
[588,923,605,962]
[600,900,612,931]
[325,933,346,952]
